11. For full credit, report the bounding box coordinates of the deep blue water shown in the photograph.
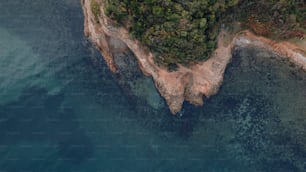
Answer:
[0,0,306,171]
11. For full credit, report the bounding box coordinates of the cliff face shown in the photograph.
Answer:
[81,0,306,114]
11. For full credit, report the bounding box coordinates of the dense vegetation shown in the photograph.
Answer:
[235,0,305,39]
[98,0,305,69]
[104,0,239,69]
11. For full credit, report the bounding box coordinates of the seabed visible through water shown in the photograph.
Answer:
[0,0,305,171]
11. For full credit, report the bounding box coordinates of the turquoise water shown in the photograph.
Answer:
[0,0,306,171]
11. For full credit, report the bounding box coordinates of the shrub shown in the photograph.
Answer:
[90,0,100,21]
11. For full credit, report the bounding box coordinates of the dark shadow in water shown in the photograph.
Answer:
[2,0,306,171]
[103,45,203,141]
[0,87,94,170]
[195,47,306,171]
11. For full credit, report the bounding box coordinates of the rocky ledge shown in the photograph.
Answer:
[81,0,306,114]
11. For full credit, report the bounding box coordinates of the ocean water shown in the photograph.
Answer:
[0,0,305,172]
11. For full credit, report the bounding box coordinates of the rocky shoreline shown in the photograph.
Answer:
[81,0,306,114]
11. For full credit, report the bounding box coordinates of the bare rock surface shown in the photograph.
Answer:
[81,0,306,114]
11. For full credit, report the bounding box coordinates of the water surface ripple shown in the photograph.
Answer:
[0,0,305,172]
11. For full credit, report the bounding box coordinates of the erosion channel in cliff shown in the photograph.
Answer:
[82,0,306,114]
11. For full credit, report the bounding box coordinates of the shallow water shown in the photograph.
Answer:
[0,0,305,172]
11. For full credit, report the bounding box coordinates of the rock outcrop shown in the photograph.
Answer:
[81,0,306,114]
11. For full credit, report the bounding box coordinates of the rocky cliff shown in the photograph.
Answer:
[81,0,306,114]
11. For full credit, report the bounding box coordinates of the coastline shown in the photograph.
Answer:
[81,0,306,114]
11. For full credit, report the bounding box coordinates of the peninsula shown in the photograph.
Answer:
[81,0,306,114]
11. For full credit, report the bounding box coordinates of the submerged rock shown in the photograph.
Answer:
[81,0,306,114]
[113,50,165,111]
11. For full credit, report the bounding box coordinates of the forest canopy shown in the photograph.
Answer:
[101,0,305,69]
